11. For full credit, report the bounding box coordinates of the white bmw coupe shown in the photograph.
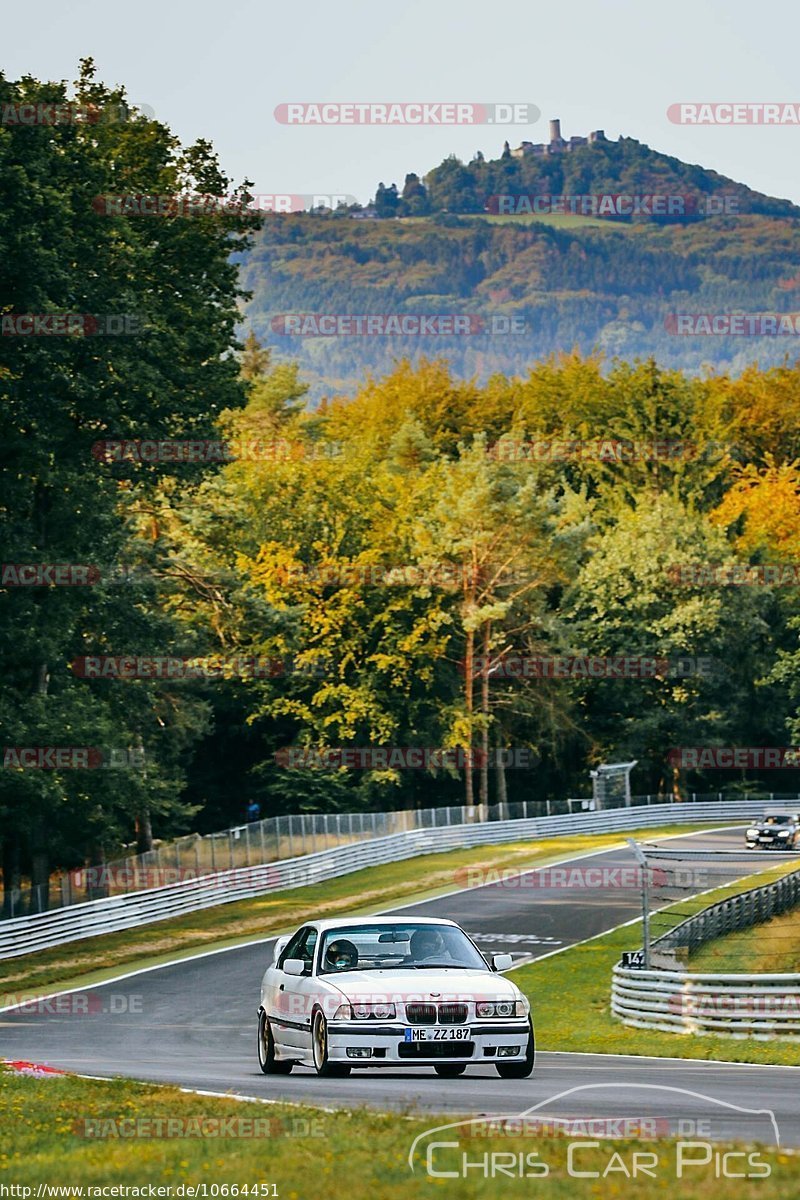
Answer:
[257,916,534,1078]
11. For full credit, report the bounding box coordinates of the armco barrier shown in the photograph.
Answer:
[612,964,800,1037]
[0,800,766,961]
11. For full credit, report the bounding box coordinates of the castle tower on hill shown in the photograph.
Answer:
[511,118,606,159]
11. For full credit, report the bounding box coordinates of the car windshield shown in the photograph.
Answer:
[317,923,489,974]
[765,815,793,825]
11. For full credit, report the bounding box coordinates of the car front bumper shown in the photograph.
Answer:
[324,1020,532,1065]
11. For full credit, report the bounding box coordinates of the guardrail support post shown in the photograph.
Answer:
[627,838,651,968]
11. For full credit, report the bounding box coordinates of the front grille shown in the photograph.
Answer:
[398,1041,475,1059]
[405,1002,468,1025]
[438,1003,468,1024]
[405,1003,437,1024]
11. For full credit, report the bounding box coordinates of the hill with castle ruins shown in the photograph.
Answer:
[239,121,800,398]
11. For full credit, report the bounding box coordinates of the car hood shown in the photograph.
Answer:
[320,967,520,1002]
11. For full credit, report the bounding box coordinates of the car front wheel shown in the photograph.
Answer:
[311,1011,350,1077]
[258,1010,293,1074]
[496,1023,535,1079]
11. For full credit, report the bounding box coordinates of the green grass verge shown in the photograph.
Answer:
[1,1069,796,1198]
[689,907,800,974]
[514,858,800,1065]
[0,825,714,1000]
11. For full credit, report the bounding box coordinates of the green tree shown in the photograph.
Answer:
[0,60,256,908]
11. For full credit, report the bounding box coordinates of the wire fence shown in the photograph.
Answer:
[5,788,799,920]
[653,868,800,963]
[632,836,800,972]
[613,837,800,1038]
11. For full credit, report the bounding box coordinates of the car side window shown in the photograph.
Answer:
[300,928,318,974]
[278,926,318,974]
[278,928,307,970]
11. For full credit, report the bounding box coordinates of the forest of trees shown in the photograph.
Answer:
[5,67,800,909]
[242,206,800,399]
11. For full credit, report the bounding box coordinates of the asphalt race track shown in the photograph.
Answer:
[3,826,799,1146]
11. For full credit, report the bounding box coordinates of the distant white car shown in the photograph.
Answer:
[257,916,534,1078]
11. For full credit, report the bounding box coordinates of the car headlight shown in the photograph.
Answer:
[778,829,791,837]
[349,1002,396,1020]
[747,828,758,837]
[476,1000,527,1018]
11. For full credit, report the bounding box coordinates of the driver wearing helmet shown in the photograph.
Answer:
[409,927,447,964]
[323,938,359,972]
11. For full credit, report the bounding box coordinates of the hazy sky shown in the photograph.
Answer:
[5,0,800,206]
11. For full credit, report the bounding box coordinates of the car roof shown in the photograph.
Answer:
[308,916,460,932]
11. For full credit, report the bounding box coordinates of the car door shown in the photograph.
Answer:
[272,926,319,1053]
[261,934,291,1021]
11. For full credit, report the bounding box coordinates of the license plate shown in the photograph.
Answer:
[404,1027,470,1042]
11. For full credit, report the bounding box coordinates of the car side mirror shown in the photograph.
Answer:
[283,958,306,977]
[492,953,513,972]
[273,936,290,965]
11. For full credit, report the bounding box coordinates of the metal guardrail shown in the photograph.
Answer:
[9,789,797,918]
[612,965,800,1037]
[0,798,767,962]
[612,864,800,1038]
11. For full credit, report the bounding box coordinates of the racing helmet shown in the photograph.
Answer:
[324,938,359,971]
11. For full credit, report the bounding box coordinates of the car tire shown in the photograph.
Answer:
[434,1064,467,1077]
[311,1010,351,1077]
[496,1023,535,1079]
[258,1009,293,1075]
